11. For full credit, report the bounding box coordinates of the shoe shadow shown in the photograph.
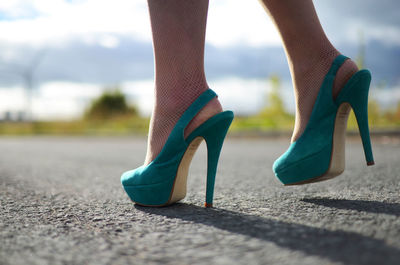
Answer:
[301,197,400,217]
[135,203,400,265]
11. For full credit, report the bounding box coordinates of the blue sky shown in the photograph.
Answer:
[0,0,399,119]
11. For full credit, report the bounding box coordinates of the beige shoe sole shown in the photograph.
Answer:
[135,137,203,207]
[285,102,351,186]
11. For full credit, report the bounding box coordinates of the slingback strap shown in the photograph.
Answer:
[304,55,351,125]
[327,54,349,76]
[317,54,350,103]
[176,89,217,130]
[155,89,217,163]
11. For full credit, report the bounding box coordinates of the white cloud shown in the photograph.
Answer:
[314,0,400,47]
[364,24,400,46]
[122,80,154,116]
[0,82,101,120]
[0,87,25,113]
[370,85,400,108]
[1,0,399,50]
[34,82,102,119]
[207,0,281,47]
[0,0,36,18]
[99,34,120,49]
[0,0,281,48]
[0,0,152,47]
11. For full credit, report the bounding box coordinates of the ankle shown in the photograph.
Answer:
[291,48,340,78]
[184,97,222,138]
[290,49,356,143]
[333,59,358,98]
[154,82,209,116]
[145,89,222,165]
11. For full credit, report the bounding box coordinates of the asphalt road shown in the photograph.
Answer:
[1,136,399,265]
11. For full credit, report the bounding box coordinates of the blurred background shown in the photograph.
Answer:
[0,0,399,135]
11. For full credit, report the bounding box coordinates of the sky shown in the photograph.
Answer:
[0,0,399,120]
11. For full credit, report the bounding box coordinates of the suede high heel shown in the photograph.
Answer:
[273,55,374,185]
[121,89,234,207]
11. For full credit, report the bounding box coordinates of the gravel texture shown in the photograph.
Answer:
[1,136,399,265]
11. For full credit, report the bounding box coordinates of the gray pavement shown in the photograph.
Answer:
[1,136,400,265]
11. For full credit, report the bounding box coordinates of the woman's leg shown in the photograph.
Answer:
[259,0,358,142]
[145,0,221,165]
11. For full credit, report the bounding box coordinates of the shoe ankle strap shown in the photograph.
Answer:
[176,89,217,130]
[327,54,349,76]
[156,89,217,161]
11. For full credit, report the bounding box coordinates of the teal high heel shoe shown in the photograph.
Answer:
[273,55,374,185]
[121,89,234,207]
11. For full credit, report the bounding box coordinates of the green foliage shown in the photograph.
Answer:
[386,102,400,125]
[264,75,286,113]
[0,117,149,135]
[355,30,366,69]
[342,99,400,131]
[0,87,148,135]
[256,74,294,129]
[231,74,294,132]
[85,88,138,120]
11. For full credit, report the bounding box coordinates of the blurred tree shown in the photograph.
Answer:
[348,100,381,130]
[367,99,381,127]
[383,102,400,126]
[266,74,286,114]
[258,74,293,128]
[395,102,400,122]
[355,30,365,69]
[85,88,138,120]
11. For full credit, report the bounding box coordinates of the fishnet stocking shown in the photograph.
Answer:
[291,51,358,141]
[259,0,359,142]
[145,0,221,165]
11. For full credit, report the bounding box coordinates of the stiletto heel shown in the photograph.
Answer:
[336,69,374,166]
[273,55,374,185]
[192,114,233,207]
[121,89,234,207]
[355,106,375,166]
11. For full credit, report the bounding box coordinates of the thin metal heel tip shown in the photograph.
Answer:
[367,161,375,166]
[204,203,213,208]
